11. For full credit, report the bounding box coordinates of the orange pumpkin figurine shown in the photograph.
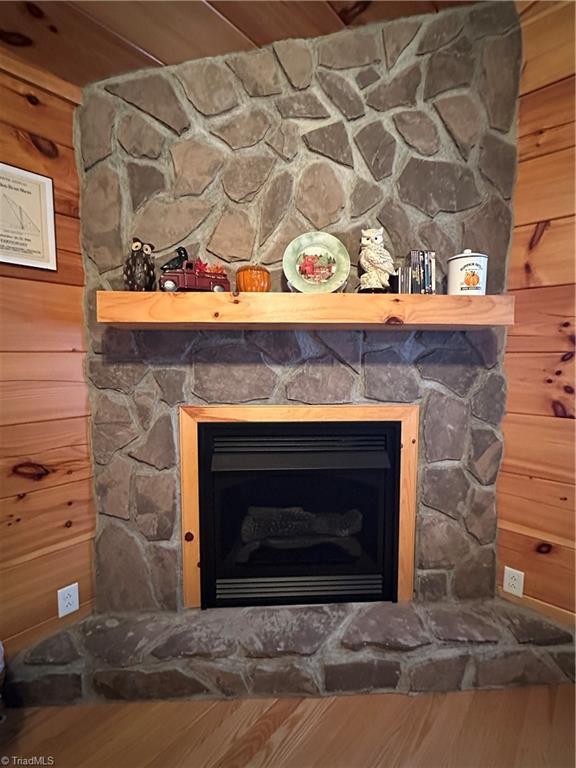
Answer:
[236,265,271,292]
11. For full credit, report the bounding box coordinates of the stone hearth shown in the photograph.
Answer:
[6,600,573,705]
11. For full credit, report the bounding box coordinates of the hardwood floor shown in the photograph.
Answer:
[1,686,574,768]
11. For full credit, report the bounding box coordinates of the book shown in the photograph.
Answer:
[410,250,421,295]
[398,250,436,294]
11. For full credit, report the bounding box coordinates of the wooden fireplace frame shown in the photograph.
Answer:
[179,404,419,608]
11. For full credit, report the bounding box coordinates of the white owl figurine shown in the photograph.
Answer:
[358,227,396,292]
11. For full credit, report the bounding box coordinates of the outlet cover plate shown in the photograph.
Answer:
[57,582,80,618]
[503,566,524,597]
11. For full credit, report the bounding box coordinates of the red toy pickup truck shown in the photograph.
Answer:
[159,250,230,293]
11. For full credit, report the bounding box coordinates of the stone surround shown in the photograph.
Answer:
[6,601,573,705]
[77,1,520,616]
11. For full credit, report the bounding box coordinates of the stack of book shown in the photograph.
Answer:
[397,250,437,294]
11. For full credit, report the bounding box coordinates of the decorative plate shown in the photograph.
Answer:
[282,232,351,293]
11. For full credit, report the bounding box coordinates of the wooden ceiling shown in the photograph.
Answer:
[0,1,473,87]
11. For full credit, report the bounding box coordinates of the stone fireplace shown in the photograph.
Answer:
[78,0,524,613]
[8,1,573,708]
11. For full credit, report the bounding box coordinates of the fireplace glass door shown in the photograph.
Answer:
[197,421,401,608]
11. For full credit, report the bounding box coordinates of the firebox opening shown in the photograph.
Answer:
[197,421,401,608]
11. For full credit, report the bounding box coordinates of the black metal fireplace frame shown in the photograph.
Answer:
[197,420,401,609]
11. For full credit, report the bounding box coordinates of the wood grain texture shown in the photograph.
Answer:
[0,351,86,382]
[76,1,255,62]
[0,0,480,88]
[505,285,575,353]
[96,292,515,331]
[0,70,76,147]
[0,248,85,286]
[0,0,157,85]
[513,147,575,226]
[498,588,576,627]
[3,600,93,657]
[0,443,93,499]
[0,277,86,352]
[179,407,200,608]
[518,76,575,138]
[0,478,96,567]
[505,350,575,418]
[0,538,94,644]
[212,1,343,45]
[520,2,575,94]
[507,216,575,290]
[497,471,575,542]
[0,415,90,459]
[0,380,90,426]
[498,527,575,612]
[55,213,81,254]
[501,413,575,484]
[2,686,574,768]
[518,121,575,161]
[0,119,80,218]
[0,54,93,653]
[0,49,82,103]
[519,1,570,25]
[330,0,435,25]
[180,405,419,608]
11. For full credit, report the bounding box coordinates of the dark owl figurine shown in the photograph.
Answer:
[123,237,156,291]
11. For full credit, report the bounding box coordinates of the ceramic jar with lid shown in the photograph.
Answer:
[447,249,488,295]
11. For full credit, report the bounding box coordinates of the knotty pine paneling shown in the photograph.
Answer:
[212,1,343,45]
[0,50,81,105]
[0,1,156,85]
[329,0,435,25]
[55,213,81,254]
[0,70,76,147]
[518,75,575,138]
[76,0,256,63]
[0,52,94,653]
[0,415,90,459]
[0,249,85,286]
[0,478,95,567]
[513,146,575,227]
[0,381,90,426]
[505,351,574,419]
[501,413,575,486]
[0,351,86,382]
[0,120,79,218]
[520,2,575,95]
[518,121,574,162]
[505,285,575,354]
[0,277,86,352]
[497,471,575,543]
[0,539,94,645]
[507,216,575,290]
[498,527,575,612]
[0,443,93,499]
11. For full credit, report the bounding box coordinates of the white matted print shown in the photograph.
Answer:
[0,163,57,271]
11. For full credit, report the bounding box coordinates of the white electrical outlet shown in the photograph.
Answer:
[503,566,524,597]
[57,582,80,618]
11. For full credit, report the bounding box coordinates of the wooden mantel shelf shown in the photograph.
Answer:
[96,291,515,331]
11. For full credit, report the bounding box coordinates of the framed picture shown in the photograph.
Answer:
[0,163,57,271]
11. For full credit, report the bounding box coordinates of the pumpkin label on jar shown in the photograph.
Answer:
[448,250,488,295]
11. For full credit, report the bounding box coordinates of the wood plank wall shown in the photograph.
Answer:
[0,55,94,655]
[497,1,575,623]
